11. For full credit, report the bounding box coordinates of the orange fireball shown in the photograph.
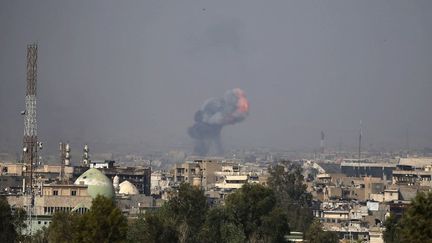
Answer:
[234,88,249,114]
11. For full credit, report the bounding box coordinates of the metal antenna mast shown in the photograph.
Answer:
[22,43,38,237]
[23,44,38,193]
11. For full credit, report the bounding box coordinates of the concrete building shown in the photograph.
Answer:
[89,160,115,169]
[172,158,223,189]
[6,167,115,235]
[0,175,24,194]
[383,188,399,202]
[173,161,201,184]
[398,157,432,169]
[340,162,396,180]
[215,175,249,191]
[150,171,172,196]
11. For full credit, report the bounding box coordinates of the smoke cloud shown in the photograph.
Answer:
[188,88,249,156]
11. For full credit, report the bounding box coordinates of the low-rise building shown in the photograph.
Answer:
[6,167,115,235]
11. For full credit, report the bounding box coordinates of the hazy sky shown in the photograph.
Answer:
[1,0,431,154]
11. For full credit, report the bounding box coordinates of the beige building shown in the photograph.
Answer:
[5,167,115,235]
[0,162,75,185]
[173,158,223,189]
[0,163,25,175]
[7,184,92,215]
[384,188,399,202]
[364,177,386,199]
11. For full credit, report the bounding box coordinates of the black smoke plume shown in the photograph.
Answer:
[188,88,249,156]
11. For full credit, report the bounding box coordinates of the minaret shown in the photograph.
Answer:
[83,144,90,166]
[113,175,120,194]
[22,44,38,193]
[59,142,71,183]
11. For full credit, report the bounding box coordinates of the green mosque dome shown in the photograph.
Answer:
[74,168,114,199]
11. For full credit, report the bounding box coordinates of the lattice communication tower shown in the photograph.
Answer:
[23,43,38,194]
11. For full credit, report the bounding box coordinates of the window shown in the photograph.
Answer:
[71,190,77,196]
[53,190,59,196]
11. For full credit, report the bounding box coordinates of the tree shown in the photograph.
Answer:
[47,195,127,243]
[0,196,17,242]
[225,183,289,242]
[268,161,314,232]
[198,207,245,243]
[127,183,208,243]
[383,213,400,243]
[13,207,28,242]
[47,211,78,243]
[77,195,128,243]
[305,220,338,243]
[164,183,208,242]
[258,207,290,243]
[398,192,432,243]
[31,227,48,243]
[129,183,291,243]
[127,211,177,243]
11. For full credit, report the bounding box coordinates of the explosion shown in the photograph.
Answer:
[188,88,250,156]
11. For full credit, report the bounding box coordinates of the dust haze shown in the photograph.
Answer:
[1,1,431,154]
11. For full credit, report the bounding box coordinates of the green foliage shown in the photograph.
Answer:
[127,211,177,243]
[398,192,432,243]
[383,213,400,243]
[384,192,432,243]
[31,227,48,243]
[305,220,338,243]
[258,207,290,243]
[165,183,208,243]
[219,223,246,243]
[47,211,79,243]
[268,161,314,232]
[225,183,290,242]
[127,183,207,243]
[0,196,17,242]
[78,196,128,243]
[166,183,208,236]
[47,195,127,243]
[0,196,30,242]
[13,207,27,241]
[129,183,289,243]
[198,207,245,243]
